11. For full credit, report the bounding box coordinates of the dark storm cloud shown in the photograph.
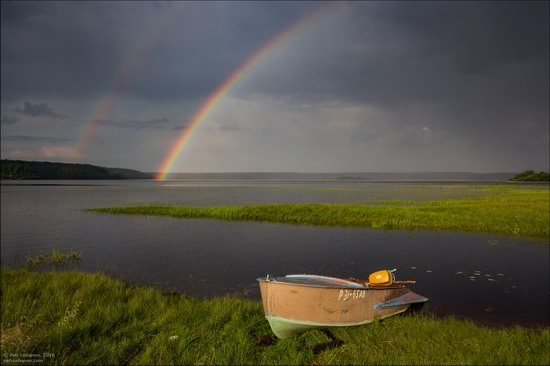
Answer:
[244,1,548,159]
[1,115,18,125]
[0,1,317,101]
[117,2,320,101]
[0,1,547,171]
[0,1,54,24]
[249,2,548,106]
[2,1,546,108]
[1,2,122,100]
[90,118,171,130]
[14,101,65,119]
[380,2,548,74]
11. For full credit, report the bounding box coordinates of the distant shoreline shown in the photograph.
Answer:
[1,159,152,180]
[3,158,548,182]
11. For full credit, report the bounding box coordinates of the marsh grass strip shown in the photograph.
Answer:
[88,187,549,239]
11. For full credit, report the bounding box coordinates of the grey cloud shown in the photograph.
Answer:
[219,125,243,132]
[349,128,381,146]
[91,118,171,130]
[391,126,446,149]
[1,115,18,124]
[350,123,445,148]
[2,135,74,143]
[204,124,255,132]
[14,101,65,119]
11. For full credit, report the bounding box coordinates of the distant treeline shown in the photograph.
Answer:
[510,170,549,182]
[1,159,152,180]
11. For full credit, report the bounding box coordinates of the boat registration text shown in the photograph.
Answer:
[338,289,366,301]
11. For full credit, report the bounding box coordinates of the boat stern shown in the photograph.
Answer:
[374,290,429,310]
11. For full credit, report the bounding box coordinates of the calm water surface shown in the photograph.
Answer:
[1,180,548,328]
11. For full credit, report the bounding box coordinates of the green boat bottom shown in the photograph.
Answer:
[266,308,409,339]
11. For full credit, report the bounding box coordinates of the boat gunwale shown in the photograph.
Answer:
[256,275,412,290]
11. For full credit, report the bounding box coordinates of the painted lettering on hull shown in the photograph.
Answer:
[338,289,366,301]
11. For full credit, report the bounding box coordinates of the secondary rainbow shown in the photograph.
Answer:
[75,11,178,159]
[155,4,337,180]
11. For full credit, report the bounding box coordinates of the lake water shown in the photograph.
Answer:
[1,179,548,328]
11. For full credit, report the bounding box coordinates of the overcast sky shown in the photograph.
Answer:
[1,1,548,172]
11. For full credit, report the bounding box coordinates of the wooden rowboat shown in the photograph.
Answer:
[257,273,428,338]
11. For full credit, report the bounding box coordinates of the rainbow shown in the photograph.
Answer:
[155,4,337,180]
[75,11,178,159]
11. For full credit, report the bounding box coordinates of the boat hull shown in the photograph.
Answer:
[258,275,427,338]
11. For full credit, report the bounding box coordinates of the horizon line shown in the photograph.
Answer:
[149,171,519,174]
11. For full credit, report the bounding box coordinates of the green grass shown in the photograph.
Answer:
[26,249,81,267]
[1,269,548,365]
[88,186,549,240]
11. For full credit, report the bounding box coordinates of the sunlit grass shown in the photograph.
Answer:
[1,269,548,365]
[89,186,549,239]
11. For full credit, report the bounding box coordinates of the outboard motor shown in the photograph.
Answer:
[368,268,398,286]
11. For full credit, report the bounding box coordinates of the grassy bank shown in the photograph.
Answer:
[1,269,548,365]
[89,187,549,239]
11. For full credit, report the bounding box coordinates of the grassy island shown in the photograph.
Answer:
[1,269,548,365]
[510,170,550,182]
[89,187,549,240]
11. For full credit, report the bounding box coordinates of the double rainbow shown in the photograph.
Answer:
[155,4,337,180]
